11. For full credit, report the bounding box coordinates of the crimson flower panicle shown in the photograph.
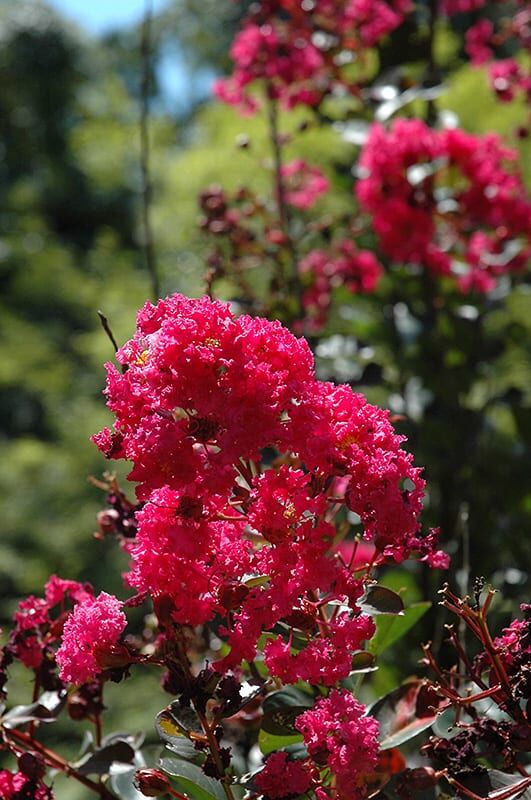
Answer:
[56,592,127,684]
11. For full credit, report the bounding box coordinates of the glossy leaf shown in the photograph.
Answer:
[261,687,312,735]
[368,602,431,655]
[108,745,162,800]
[76,740,135,776]
[2,690,66,728]
[350,650,377,673]
[243,574,270,589]
[258,729,304,757]
[109,765,150,800]
[370,679,444,750]
[156,702,202,745]
[454,770,531,800]
[165,737,201,762]
[159,756,227,800]
[361,585,405,616]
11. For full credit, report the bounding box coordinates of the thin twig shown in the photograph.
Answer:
[456,502,470,653]
[266,88,303,319]
[97,311,119,354]
[426,0,438,125]
[140,0,160,302]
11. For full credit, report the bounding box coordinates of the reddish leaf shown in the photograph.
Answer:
[370,679,445,750]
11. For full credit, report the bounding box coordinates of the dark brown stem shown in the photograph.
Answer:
[97,310,120,355]
[5,727,111,797]
[266,88,303,319]
[172,629,235,800]
[28,675,40,739]
[426,0,438,125]
[194,707,236,800]
[140,0,160,302]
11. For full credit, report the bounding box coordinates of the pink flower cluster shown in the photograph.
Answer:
[214,0,412,112]
[281,160,329,210]
[6,575,93,672]
[439,0,484,14]
[93,295,445,680]
[0,770,53,800]
[356,119,531,293]
[295,689,380,798]
[255,752,313,799]
[492,604,531,678]
[56,593,127,685]
[299,240,383,330]
[464,9,530,104]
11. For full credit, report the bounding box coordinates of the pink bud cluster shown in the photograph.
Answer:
[356,119,531,293]
[214,0,412,113]
[299,240,383,331]
[91,294,445,682]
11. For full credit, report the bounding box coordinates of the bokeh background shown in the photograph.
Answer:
[0,1,529,795]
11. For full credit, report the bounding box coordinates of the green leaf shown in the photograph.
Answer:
[350,651,377,673]
[243,574,270,588]
[361,585,405,615]
[159,756,227,800]
[258,729,304,757]
[261,687,313,735]
[368,602,431,655]
[262,687,312,713]
[261,706,310,735]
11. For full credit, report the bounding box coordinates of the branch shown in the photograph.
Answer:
[140,0,160,302]
[266,88,303,320]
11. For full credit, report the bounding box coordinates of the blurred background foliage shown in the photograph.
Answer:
[0,1,529,794]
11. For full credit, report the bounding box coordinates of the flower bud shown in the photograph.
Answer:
[18,751,46,781]
[134,768,171,796]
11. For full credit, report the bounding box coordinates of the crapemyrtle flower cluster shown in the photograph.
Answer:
[461,3,530,104]
[488,603,531,700]
[439,0,485,15]
[356,119,531,293]
[87,294,444,685]
[214,0,412,113]
[255,752,313,799]
[281,160,329,210]
[0,297,450,797]
[2,575,93,680]
[56,592,127,685]
[299,240,383,331]
[0,576,131,690]
[295,689,380,798]
[0,768,54,800]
